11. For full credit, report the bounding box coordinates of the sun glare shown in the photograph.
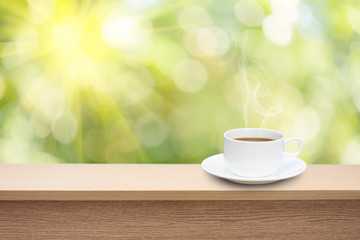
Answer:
[32,12,112,87]
[47,17,103,86]
[52,18,83,51]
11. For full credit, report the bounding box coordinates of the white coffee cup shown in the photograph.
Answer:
[223,128,302,178]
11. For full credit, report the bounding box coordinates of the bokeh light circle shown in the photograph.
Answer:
[173,59,208,93]
[196,27,230,56]
[234,0,264,27]
[121,69,154,103]
[101,15,152,49]
[135,114,167,147]
[263,15,293,45]
[51,111,78,144]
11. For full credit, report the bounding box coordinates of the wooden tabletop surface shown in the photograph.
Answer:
[0,164,359,200]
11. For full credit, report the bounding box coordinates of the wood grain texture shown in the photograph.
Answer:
[0,200,359,240]
[0,164,360,200]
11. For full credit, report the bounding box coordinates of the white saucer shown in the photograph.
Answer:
[201,154,307,184]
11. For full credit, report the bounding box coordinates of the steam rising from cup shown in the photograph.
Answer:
[235,32,283,128]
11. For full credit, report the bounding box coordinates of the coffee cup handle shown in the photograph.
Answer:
[283,137,302,157]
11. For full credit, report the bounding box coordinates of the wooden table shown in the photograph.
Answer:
[0,164,359,239]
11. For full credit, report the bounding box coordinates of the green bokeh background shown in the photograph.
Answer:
[0,0,359,164]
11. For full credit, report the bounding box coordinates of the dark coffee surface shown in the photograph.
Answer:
[233,137,275,142]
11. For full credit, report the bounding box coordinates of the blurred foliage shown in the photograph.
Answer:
[0,0,359,164]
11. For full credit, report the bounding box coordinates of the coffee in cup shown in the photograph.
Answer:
[223,128,302,178]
